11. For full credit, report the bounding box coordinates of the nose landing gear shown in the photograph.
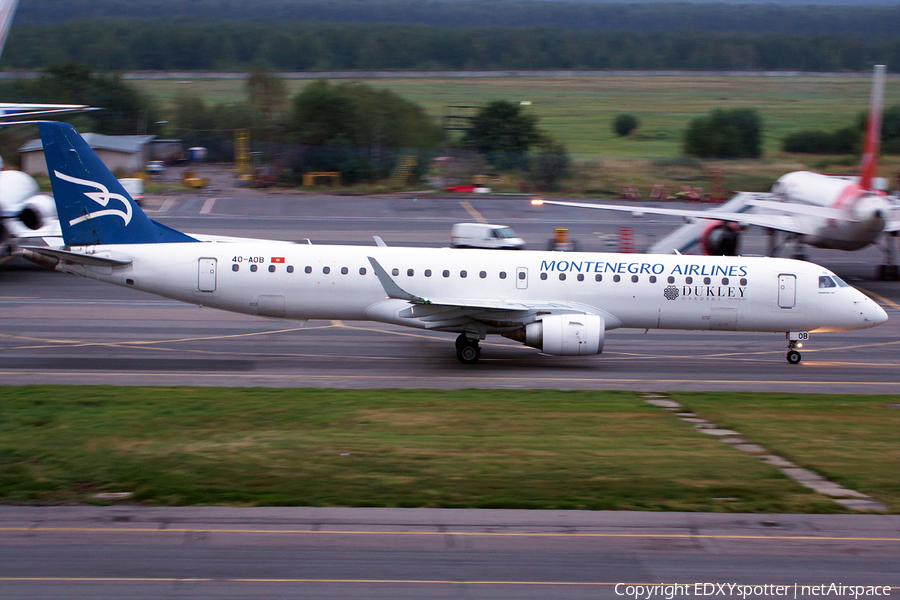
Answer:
[786,332,808,364]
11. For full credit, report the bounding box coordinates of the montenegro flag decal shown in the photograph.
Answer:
[271,257,285,263]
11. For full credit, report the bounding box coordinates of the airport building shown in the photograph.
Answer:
[19,133,156,176]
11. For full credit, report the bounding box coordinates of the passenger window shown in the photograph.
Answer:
[232,264,239,272]
[595,274,602,282]
[577,274,584,282]
[479,271,487,279]
[631,275,639,283]
[722,278,728,285]
[323,266,330,274]
[425,269,432,277]
[499,271,507,279]
[518,272,526,280]
[443,270,450,278]
[287,265,294,273]
[540,273,548,280]
[819,276,837,288]
[667,276,674,284]
[559,273,566,281]
[613,275,621,282]
[740,278,747,286]
[703,277,710,285]
[359,267,367,275]
[649,276,656,283]
[460,270,467,278]
[305,266,312,274]
[392,268,399,276]
[250,264,257,272]
[268,265,276,273]
[341,267,349,275]
[685,277,693,284]
[407,269,414,277]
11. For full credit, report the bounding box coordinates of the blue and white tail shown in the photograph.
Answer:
[39,121,196,246]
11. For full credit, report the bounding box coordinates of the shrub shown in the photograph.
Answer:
[613,113,640,137]
[683,108,762,159]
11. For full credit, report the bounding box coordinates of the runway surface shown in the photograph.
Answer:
[2,186,899,392]
[1,506,897,599]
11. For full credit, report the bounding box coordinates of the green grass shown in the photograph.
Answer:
[132,75,900,194]
[1,386,896,512]
[673,393,900,512]
[133,75,900,157]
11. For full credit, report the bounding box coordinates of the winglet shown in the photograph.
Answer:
[373,236,387,247]
[367,256,429,303]
[858,65,886,191]
[39,121,197,246]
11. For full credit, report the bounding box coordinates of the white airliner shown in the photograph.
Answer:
[534,65,900,280]
[21,122,888,365]
[0,0,97,261]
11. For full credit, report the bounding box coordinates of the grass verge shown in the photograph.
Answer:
[673,393,900,512]
[0,387,895,512]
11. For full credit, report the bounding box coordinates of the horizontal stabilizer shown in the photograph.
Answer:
[21,246,132,267]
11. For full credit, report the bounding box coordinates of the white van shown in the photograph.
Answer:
[118,177,144,206]
[450,223,525,250]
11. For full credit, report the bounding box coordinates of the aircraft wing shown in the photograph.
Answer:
[536,193,822,236]
[367,256,600,329]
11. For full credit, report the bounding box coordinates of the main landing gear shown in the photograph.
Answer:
[785,332,808,364]
[456,333,481,364]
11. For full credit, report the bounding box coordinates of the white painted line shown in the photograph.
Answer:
[159,197,176,213]
[200,198,217,214]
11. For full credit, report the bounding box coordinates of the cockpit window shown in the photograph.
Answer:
[833,276,850,287]
[818,276,837,289]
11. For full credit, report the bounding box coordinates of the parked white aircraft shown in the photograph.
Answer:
[534,65,900,280]
[21,122,888,364]
[0,0,97,261]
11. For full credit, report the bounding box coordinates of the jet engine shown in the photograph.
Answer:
[16,194,56,231]
[700,220,741,256]
[503,314,605,355]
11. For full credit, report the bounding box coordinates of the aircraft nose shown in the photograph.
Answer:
[871,302,888,326]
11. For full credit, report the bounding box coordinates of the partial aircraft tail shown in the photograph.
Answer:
[39,121,197,246]
[0,0,19,60]
[858,65,886,191]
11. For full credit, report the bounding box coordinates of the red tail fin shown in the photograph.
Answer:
[858,65,886,191]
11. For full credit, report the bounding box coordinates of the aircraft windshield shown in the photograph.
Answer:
[818,276,837,288]
[833,276,851,287]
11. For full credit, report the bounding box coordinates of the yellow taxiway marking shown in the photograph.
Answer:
[857,286,900,311]
[459,200,486,223]
[1,526,896,542]
[2,371,899,386]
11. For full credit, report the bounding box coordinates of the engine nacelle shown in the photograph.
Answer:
[19,194,56,231]
[17,194,56,231]
[700,221,740,256]
[520,314,605,356]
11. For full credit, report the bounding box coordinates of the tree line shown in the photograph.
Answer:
[13,1,900,38]
[2,22,898,72]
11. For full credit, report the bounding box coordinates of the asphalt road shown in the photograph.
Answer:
[1,507,897,600]
[1,183,898,391]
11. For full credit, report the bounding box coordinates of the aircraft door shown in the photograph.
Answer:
[516,267,528,289]
[198,258,217,292]
[778,274,796,308]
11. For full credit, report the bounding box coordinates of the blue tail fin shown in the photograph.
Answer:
[39,121,197,246]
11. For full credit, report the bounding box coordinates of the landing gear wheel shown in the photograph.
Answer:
[786,350,801,365]
[457,343,481,364]
[455,334,481,364]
